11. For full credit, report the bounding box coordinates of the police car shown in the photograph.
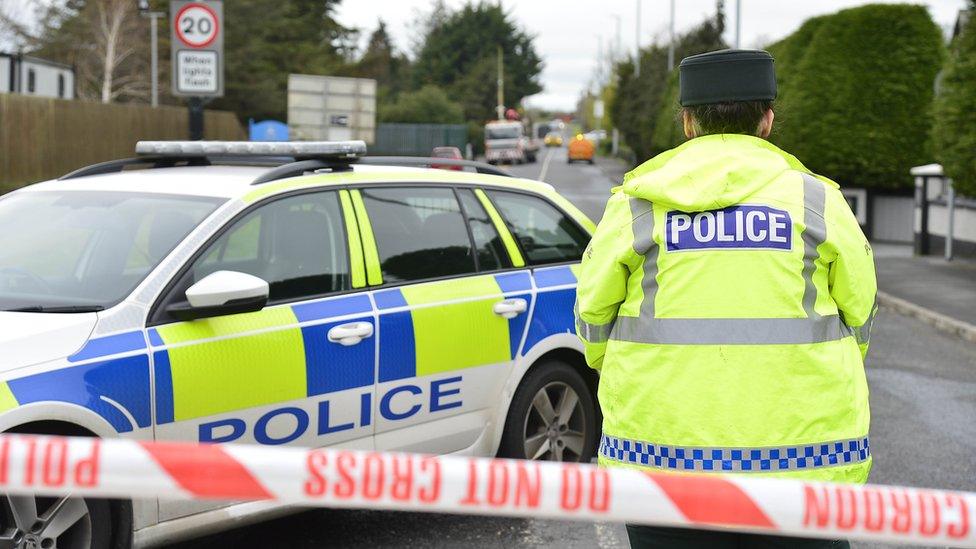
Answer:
[0,141,598,548]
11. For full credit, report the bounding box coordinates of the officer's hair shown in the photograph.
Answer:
[683,100,774,136]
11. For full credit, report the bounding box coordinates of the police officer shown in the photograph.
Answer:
[575,49,877,548]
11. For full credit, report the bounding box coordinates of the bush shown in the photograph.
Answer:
[770,4,944,190]
[650,71,682,152]
[379,85,465,124]
[932,10,976,197]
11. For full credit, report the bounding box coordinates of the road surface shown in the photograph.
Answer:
[172,146,975,549]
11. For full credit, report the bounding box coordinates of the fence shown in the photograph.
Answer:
[0,94,244,191]
[371,123,467,156]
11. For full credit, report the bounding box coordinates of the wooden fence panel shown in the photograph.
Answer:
[0,94,244,190]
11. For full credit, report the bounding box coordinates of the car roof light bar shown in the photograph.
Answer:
[135,140,367,159]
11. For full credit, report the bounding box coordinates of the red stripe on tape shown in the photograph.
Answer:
[647,473,776,529]
[140,441,273,500]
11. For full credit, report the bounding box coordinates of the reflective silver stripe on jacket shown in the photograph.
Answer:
[608,174,856,346]
[600,434,870,472]
[611,315,851,345]
[849,301,878,345]
[574,303,614,344]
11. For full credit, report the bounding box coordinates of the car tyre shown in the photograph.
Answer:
[498,360,598,462]
[0,494,114,549]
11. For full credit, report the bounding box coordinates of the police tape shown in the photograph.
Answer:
[0,434,972,546]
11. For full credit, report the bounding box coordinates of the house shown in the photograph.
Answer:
[0,52,75,100]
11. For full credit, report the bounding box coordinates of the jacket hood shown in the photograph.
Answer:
[0,312,97,371]
[620,134,822,212]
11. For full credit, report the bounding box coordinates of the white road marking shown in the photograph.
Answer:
[538,147,555,182]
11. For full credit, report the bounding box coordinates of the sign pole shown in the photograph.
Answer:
[170,0,223,139]
[188,97,205,140]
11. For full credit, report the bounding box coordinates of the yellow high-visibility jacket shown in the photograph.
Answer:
[575,134,877,483]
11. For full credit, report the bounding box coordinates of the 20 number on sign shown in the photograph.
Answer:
[175,3,219,48]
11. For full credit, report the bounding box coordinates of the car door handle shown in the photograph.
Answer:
[493,298,528,319]
[327,321,374,346]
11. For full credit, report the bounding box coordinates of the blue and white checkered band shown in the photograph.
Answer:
[599,434,870,472]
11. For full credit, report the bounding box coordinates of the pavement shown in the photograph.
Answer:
[170,147,975,549]
[872,243,976,341]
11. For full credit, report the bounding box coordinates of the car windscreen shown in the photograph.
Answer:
[486,126,522,140]
[0,190,225,312]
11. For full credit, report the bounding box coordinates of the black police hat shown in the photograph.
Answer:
[679,49,777,107]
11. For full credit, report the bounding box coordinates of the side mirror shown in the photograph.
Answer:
[166,271,269,322]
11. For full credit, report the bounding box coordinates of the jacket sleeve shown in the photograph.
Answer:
[824,186,878,359]
[575,192,636,371]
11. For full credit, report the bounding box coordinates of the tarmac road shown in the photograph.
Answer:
[171,146,975,549]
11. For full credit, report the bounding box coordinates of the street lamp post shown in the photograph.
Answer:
[736,0,742,49]
[667,0,675,71]
[635,0,641,77]
[137,0,163,108]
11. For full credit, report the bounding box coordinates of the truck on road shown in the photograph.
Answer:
[484,120,538,165]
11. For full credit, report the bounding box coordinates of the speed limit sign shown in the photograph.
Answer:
[175,3,218,48]
[170,0,223,97]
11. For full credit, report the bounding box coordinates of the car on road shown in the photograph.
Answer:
[430,146,464,170]
[544,132,563,147]
[0,141,599,548]
[567,134,596,164]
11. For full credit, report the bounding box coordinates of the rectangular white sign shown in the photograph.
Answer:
[176,50,219,94]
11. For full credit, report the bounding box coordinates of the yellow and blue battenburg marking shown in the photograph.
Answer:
[0,265,583,439]
[524,265,579,350]
[1,331,153,433]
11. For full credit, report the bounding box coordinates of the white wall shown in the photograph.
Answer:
[19,59,74,99]
[928,203,976,244]
[0,56,9,93]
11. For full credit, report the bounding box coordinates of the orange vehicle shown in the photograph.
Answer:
[567,134,595,164]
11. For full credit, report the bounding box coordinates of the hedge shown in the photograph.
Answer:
[770,4,944,190]
[932,10,976,197]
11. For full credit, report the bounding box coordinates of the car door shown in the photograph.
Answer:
[349,185,533,454]
[481,190,591,355]
[147,189,376,520]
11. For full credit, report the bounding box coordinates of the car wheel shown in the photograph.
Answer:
[499,360,598,462]
[0,494,112,549]
[588,159,595,165]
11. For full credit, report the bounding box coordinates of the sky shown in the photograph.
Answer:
[335,0,967,111]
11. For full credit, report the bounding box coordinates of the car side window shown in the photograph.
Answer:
[457,188,509,271]
[487,190,589,265]
[360,187,476,283]
[190,191,350,303]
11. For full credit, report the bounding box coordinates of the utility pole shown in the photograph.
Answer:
[735,0,741,48]
[667,0,676,71]
[635,0,641,77]
[597,35,603,86]
[137,1,164,107]
[611,14,622,63]
[496,45,504,120]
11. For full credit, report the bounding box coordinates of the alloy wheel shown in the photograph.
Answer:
[522,381,587,461]
[0,495,92,549]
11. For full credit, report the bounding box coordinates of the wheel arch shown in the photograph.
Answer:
[1,414,137,549]
[488,337,601,457]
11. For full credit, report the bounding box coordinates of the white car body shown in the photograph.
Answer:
[0,158,596,547]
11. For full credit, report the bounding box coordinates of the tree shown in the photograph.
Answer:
[770,4,944,190]
[208,0,354,121]
[932,7,976,196]
[610,2,726,161]
[379,85,464,124]
[5,0,150,103]
[412,2,543,123]
[351,20,411,100]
